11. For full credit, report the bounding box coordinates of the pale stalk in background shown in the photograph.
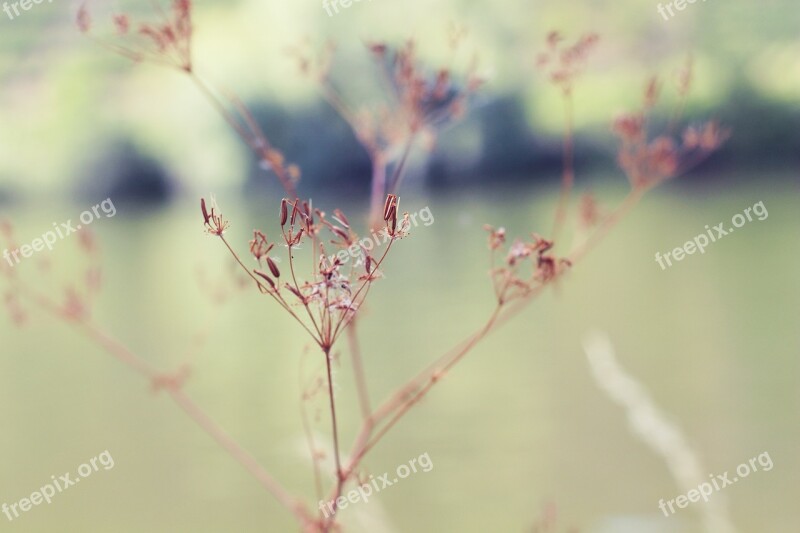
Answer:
[583,332,737,533]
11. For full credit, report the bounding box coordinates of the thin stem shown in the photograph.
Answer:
[330,238,394,345]
[218,234,320,343]
[323,347,343,481]
[187,72,298,198]
[284,239,324,342]
[11,283,311,528]
[359,302,504,458]
[568,187,645,264]
[551,90,575,244]
[346,318,372,420]
[337,186,652,490]
[169,387,309,523]
[188,72,257,152]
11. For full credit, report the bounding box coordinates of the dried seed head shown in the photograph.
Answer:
[267,257,281,278]
[331,226,350,243]
[288,164,301,181]
[280,199,289,226]
[676,55,694,97]
[644,76,660,109]
[113,14,129,35]
[254,270,276,290]
[76,3,91,33]
[612,113,644,141]
[367,42,387,58]
[332,209,350,229]
[249,231,273,262]
[201,196,229,236]
[286,284,304,302]
[383,194,398,221]
[201,198,210,224]
[288,227,305,246]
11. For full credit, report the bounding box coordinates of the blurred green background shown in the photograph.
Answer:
[0,0,798,532]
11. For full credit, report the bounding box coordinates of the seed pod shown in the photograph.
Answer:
[331,226,349,242]
[292,227,305,245]
[365,256,373,274]
[383,194,398,221]
[333,209,350,229]
[254,270,276,289]
[280,199,289,226]
[201,198,210,224]
[368,42,387,57]
[267,257,280,278]
[386,204,398,235]
[286,284,304,301]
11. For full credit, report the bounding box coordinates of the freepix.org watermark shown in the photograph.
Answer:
[2,0,53,21]
[2,450,115,522]
[322,0,372,17]
[654,200,767,270]
[2,198,116,268]
[327,205,434,268]
[656,0,709,21]
[318,452,433,518]
[658,451,773,517]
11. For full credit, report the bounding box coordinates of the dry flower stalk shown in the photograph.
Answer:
[287,37,484,228]
[78,0,300,198]
[2,16,730,533]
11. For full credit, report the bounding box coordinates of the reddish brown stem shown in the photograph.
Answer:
[323,346,344,507]
[187,72,299,199]
[12,284,312,529]
[334,186,651,497]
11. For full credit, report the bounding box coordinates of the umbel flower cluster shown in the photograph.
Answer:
[201,194,408,351]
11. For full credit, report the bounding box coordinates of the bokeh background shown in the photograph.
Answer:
[0,0,798,532]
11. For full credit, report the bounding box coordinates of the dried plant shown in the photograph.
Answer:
[287,29,484,227]
[536,31,599,243]
[611,73,729,192]
[78,0,301,197]
[2,10,730,532]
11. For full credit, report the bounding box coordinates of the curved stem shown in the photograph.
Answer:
[568,187,645,264]
[187,72,299,198]
[337,185,651,491]
[11,283,312,528]
[218,234,320,344]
